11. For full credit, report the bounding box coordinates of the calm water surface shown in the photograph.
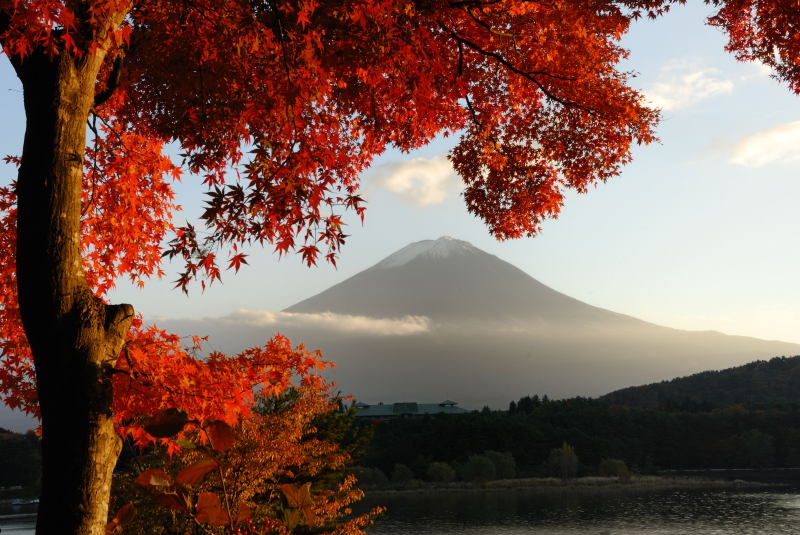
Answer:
[5,487,800,534]
[361,487,800,535]
[0,504,36,535]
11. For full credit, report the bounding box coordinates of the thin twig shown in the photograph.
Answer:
[440,22,593,114]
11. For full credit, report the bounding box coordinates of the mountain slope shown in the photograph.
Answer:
[602,356,800,408]
[165,236,800,409]
[286,236,638,323]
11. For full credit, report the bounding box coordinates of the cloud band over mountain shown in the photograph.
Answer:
[218,309,431,336]
[155,237,800,412]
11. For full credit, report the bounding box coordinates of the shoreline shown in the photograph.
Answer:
[362,475,783,495]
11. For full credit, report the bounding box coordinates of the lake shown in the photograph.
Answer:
[0,503,36,535]
[360,486,800,535]
[6,486,800,534]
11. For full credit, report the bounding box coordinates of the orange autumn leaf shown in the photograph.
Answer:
[175,458,218,485]
[234,502,251,524]
[195,491,229,526]
[205,420,236,452]
[280,482,314,508]
[706,0,800,96]
[155,493,189,513]
[143,408,188,438]
[134,469,172,488]
[284,508,302,530]
[113,504,136,525]
[104,503,135,535]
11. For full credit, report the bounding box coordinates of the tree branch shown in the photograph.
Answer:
[0,6,10,37]
[93,55,124,109]
[0,7,25,78]
[463,93,483,131]
[462,5,515,38]
[441,22,596,115]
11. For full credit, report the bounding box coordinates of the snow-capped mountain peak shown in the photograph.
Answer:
[375,236,480,269]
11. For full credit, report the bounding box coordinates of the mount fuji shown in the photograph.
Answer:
[5,236,795,431]
[168,237,800,410]
[287,236,640,324]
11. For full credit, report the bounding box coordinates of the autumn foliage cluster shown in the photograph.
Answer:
[108,387,382,535]
[0,0,663,467]
[2,0,799,533]
[0,177,327,445]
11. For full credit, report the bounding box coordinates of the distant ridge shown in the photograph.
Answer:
[285,236,638,322]
[165,236,800,408]
[602,355,800,409]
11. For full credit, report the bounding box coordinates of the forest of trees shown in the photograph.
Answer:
[0,428,40,491]
[359,397,800,482]
[359,358,800,482]
[7,356,800,495]
[8,397,800,493]
[602,356,800,409]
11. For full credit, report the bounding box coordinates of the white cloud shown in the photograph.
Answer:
[749,60,773,78]
[643,59,734,111]
[220,309,431,336]
[372,156,457,206]
[731,121,800,167]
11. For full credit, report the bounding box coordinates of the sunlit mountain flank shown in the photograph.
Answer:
[163,237,800,409]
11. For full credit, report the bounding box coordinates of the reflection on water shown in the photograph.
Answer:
[362,487,800,535]
[0,504,37,535]
[4,488,800,534]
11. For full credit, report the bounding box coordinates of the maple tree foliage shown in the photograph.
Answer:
[0,0,661,533]
[705,0,800,93]
[3,0,798,533]
[112,385,383,535]
[0,181,329,450]
[0,180,327,445]
[4,0,659,276]
[0,0,660,445]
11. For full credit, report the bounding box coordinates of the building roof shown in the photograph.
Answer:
[355,400,469,418]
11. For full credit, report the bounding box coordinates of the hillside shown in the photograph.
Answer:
[162,237,800,408]
[285,236,631,323]
[602,356,800,409]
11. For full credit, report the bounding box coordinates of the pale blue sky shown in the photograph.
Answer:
[2,2,800,344]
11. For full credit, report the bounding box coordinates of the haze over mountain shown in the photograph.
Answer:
[2,236,799,431]
[161,236,800,410]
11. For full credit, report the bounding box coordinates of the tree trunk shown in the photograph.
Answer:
[14,44,133,535]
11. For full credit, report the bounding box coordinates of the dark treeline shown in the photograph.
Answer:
[0,428,40,490]
[6,356,800,489]
[7,400,800,490]
[603,355,800,409]
[359,395,800,480]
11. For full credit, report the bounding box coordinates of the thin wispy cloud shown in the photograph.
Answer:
[644,59,734,111]
[372,155,458,206]
[731,121,800,167]
[221,309,431,336]
[748,60,773,79]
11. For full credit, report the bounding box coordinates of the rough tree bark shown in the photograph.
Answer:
[11,16,133,535]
